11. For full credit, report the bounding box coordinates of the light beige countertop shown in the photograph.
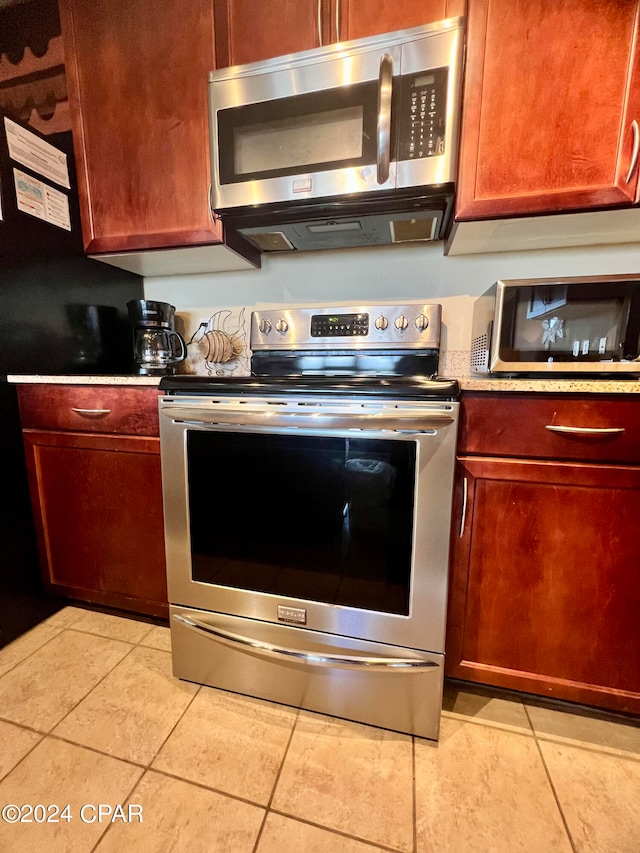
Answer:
[458,376,640,394]
[7,374,640,394]
[7,374,162,386]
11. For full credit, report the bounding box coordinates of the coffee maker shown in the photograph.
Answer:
[127,300,187,375]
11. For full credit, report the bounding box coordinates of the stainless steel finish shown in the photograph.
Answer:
[545,425,626,435]
[625,119,640,184]
[161,401,455,432]
[459,476,468,538]
[251,303,441,350]
[170,606,445,739]
[208,19,463,210]
[174,613,439,670]
[376,53,393,185]
[471,275,640,374]
[160,395,459,654]
[317,0,323,45]
[71,407,112,417]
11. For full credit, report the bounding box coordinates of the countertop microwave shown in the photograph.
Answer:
[471,275,640,375]
[207,19,464,253]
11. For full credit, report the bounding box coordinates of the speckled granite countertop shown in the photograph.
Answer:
[6,375,162,386]
[7,374,640,394]
[458,376,640,394]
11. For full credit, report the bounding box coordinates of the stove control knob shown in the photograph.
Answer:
[258,319,272,335]
[275,318,289,334]
[394,314,409,331]
[374,314,388,331]
[415,313,429,331]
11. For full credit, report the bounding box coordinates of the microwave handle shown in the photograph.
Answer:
[377,53,393,184]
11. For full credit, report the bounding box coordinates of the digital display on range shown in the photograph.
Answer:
[310,313,369,337]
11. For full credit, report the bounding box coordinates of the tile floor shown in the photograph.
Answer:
[0,605,638,852]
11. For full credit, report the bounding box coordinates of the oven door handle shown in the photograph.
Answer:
[173,614,439,672]
[161,406,455,432]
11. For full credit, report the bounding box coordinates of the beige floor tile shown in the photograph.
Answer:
[257,813,387,852]
[44,605,88,628]
[0,737,142,853]
[442,684,533,734]
[415,718,572,853]
[153,687,296,805]
[53,646,199,764]
[0,720,42,781]
[0,630,132,731]
[541,740,640,853]
[527,704,640,758]
[139,625,171,652]
[94,769,264,853]
[0,622,62,678]
[272,711,413,852]
[63,608,154,644]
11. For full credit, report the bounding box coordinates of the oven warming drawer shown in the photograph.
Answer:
[170,605,445,740]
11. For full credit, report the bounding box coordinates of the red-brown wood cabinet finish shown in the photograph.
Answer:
[18,385,168,619]
[446,392,640,715]
[59,0,222,254]
[214,0,465,68]
[456,0,640,220]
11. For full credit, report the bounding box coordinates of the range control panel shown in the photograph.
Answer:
[251,304,442,351]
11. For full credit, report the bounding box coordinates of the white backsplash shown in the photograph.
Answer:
[145,240,640,373]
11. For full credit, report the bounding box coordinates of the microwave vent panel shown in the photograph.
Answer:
[470,333,489,373]
[390,216,438,243]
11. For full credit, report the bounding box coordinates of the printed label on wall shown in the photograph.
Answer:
[13,168,71,230]
[5,116,70,188]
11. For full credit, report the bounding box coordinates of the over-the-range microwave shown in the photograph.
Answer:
[207,19,464,253]
[471,275,640,375]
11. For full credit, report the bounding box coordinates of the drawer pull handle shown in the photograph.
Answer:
[545,424,625,435]
[71,407,112,417]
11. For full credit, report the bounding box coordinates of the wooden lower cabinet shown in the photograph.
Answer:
[18,386,168,619]
[446,394,640,715]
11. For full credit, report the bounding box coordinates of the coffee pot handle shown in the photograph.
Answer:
[168,331,187,362]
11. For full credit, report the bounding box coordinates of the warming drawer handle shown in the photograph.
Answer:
[173,614,439,672]
[545,424,625,435]
[377,53,393,184]
[161,406,455,431]
[71,407,112,417]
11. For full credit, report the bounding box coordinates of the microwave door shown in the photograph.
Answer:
[210,44,402,210]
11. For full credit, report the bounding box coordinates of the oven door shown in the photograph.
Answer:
[159,396,459,654]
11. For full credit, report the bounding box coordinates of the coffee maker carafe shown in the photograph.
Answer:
[127,300,187,375]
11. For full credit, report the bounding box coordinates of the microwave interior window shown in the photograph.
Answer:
[217,81,379,183]
[502,285,633,360]
[234,106,364,176]
[186,431,415,616]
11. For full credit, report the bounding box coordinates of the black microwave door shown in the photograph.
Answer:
[216,80,394,185]
[498,282,640,364]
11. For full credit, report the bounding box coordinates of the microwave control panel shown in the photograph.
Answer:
[397,66,448,161]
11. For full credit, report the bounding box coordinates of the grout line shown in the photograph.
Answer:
[251,706,301,853]
[266,808,406,852]
[533,734,640,764]
[88,766,148,853]
[144,683,202,768]
[0,727,45,786]
[525,705,578,853]
[0,626,64,679]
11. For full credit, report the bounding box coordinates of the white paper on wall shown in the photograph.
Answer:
[5,116,70,188]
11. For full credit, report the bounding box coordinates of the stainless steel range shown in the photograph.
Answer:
[158,303,459,740]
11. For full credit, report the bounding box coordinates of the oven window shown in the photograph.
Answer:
[187,432,415,616]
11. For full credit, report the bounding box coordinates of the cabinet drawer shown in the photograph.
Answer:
[17,385,160,436]
[459,393,640,463]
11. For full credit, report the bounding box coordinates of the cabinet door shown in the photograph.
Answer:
[339,0,465,42]
[446,457,640,714]
[59,0,222,254]
[456,0,640,220]
[214,0,324,67]
[22,430,168,618]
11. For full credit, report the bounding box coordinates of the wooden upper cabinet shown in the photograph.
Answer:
[339,0,465,42]
[59,0,222,254]
[456,0,640,220]
[214,0,465,68]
